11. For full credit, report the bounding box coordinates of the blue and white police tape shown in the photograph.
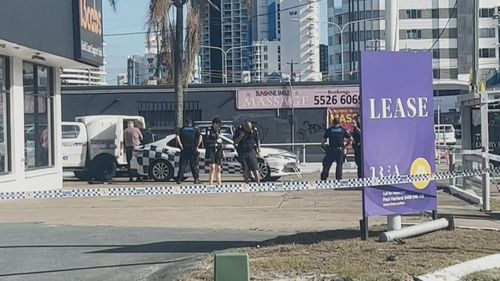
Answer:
[0,167,499,201]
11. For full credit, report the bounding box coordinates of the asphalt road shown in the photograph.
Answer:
[0,223,277,281]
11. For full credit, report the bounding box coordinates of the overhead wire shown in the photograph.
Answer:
[427,0,457,51]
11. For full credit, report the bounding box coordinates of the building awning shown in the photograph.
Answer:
[0,39,90,68]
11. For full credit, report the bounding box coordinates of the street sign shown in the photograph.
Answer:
[360,52,437,217]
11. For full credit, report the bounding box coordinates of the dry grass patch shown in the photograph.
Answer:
[181,228,500,281]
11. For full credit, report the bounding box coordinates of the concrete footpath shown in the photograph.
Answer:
[0,187,498,232]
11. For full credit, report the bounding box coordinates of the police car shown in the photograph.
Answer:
[130,134,299,182]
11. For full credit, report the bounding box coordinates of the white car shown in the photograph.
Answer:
[434,124,457,145]
[130,134,299,182]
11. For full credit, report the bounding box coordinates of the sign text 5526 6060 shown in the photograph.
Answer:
[313,90,359,106]
[236,86,360,110]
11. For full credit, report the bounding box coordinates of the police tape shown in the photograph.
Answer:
[0,167,499,201]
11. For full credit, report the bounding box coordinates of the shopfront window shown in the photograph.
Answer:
[0,57,10,173]
[23,62,53,169]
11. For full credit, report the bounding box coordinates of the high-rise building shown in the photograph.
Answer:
[327,0,500,85]
[61,43,107,85]
[250,0,321,82]
[61,68,107,85]
[319,44,328,80]
[201,0,320,83]
[117,73,128,86]
[280,0,321,81]
[201,0,252,83]
[127,55,148,86]
[252,40,282,82]
[253,0,281,41]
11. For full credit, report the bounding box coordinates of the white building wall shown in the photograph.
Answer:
[280,0,321,81]
[61,68,107,86]
[1,56,63,192]
[327,0,500,81]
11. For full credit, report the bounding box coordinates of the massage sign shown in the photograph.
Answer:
[360,52,437,218]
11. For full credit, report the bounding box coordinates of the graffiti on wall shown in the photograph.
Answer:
[297,121,326,142]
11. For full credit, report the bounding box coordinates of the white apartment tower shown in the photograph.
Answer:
[250,0,321,81]
[280,0,321,81]
[327,0,500,85]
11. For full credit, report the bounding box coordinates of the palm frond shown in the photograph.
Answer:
[108,0,118,10]
[182,0,206,85]
[205,0,220,11]
[146,0,172,31]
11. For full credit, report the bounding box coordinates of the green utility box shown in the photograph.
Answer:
[214,252,249,281]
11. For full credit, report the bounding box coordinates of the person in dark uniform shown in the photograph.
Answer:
[140,122,154,145]
[234,121,261,183]
[233,124,245,170]
[205,117,223,185]
[352,115,362,178]
[321,117,352,180]
[176,118,202,184]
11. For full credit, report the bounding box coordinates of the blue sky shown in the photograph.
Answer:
[103,0,330,84]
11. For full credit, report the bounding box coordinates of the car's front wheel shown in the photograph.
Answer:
[255,159,271,182]
[149,159,174,182]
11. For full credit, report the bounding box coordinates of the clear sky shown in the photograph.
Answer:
[103,0,330,84]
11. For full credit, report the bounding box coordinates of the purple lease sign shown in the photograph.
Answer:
[360,52,437,217]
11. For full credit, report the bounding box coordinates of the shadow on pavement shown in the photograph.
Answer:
[261,228,383,246]
[0,229,376,254]
[90,240,259,254]
[0,256,196,277]
[91,229,378,254]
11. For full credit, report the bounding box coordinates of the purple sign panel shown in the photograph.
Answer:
[360,52,436,217]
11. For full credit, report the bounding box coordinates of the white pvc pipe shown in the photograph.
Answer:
[387,215,402,230]
[380,218,450,242]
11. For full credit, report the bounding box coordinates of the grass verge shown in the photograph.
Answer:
[180,228,500,281]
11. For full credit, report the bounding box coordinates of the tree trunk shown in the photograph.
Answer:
[174,4,184,130]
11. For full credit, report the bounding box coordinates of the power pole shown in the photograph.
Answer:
[472,0,491,212]
[286,59,298,81]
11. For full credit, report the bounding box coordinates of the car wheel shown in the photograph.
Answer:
[88,155,116,181]
[253,159,271,182]
[149,159,174,182]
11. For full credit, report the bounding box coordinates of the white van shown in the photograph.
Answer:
[62,115,145,181]
[434,124,456,145]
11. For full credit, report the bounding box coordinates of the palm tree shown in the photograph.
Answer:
[108,0,250,129]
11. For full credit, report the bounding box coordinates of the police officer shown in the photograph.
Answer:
[234,121,261,183]
[176,118,202,184]
[321,117,352,180]
[352,115,362,178]
[205,117,223,185]
[233,124,245,166]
